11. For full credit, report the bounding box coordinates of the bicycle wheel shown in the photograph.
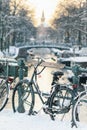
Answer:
[72,91,87,127]
[0,79,9,111]
[49,85,74,121]
[12,79,35,115]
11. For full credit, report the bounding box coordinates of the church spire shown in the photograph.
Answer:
[41,10,45,24]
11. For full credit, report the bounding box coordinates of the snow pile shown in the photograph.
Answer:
[78,47,87,56]
[0,51,4,57]
[0,109,87,130]
[3,46,19,58]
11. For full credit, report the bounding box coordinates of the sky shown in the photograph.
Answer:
[29,0,60,26]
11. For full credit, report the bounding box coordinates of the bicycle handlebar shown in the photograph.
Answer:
[35,58,44,68]
[34,58,46,75]
[36,66,46,75]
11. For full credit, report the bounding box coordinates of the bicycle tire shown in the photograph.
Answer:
[0,79,9,111]
[49,85,74,121]
[72,91,87,127]
[12,79,35,115]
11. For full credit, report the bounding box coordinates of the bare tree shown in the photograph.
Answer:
[51,0,87,46]
[0,0,36,51]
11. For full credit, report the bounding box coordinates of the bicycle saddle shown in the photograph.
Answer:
[52,71,64,76]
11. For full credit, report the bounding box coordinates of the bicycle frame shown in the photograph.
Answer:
[28,61,49,105]
[0,59,18,111]
[0,59,18,90]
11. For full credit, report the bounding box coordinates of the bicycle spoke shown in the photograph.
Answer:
[72,93,87,127]
[12,80,35,114]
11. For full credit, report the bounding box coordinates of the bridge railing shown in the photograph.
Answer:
[19,43,70,50]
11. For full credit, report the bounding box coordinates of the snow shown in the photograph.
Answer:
[78,47,87,56]
[70,56,87,62]
[1,46,87,129]
[0,51,4,57]
[0,109,87,130]
[3,46,19,59]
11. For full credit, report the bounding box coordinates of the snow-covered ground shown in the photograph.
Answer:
[0,108,87,130]
[0,46,87,130]
[3,46,19,58]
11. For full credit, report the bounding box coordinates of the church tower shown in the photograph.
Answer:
[36,10,48,42]
[41,11,45,25]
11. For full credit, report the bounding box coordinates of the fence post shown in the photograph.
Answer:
[17,58,25,113]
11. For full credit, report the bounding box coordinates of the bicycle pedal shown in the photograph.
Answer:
[43,107,54,116]
[31,111,38,115]
[43,108,49,114]
[50,115,55,121]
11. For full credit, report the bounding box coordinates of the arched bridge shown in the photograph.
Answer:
[18,43,70,50]
[15,43,70,59]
